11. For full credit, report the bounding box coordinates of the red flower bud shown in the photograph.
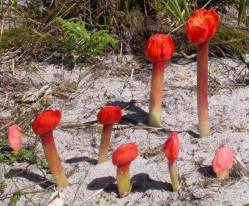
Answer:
[212,147,234,174]
[163,132,180,162]
[186,8,220,45]
[145,34,175,63]
[8,124,23,152]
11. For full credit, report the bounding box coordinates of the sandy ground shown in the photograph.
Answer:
[1,55,249,206]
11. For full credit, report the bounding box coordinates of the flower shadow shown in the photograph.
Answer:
[197,165,215,178]
[131,173,172,192]
[5,169,55,189]
[106,100,148,125]
[65,156,97,165]
[87,176,116,192]
[87,173,172,195]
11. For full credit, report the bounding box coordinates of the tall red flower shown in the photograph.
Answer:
[145,34,175,127]
[186,8,220,138]
[32,109,69,187]
[186,8,220,45]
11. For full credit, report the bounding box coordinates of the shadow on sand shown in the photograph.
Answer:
[65,156,97,165]
[106,100,148,125]
[5,169,54,189]
[87,173,172,194]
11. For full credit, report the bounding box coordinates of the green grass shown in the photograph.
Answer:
[211,24,249,54]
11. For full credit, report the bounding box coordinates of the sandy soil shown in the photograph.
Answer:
[1,55,249,206]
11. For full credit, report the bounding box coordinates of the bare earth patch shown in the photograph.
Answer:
[1,55,249,206]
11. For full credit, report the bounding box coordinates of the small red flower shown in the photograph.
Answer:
[163,132,180,161]
[186,8,220,45]
[145,34,175,63]
[212,147,234,173]
[32,109,61,135]
[112,143,138,167]
[97,106,122,125]
[8,124,23,152]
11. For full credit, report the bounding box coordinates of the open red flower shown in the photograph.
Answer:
[97,106,122,125]
[32,109,61,136]
[112,143,138,168]
[212,147,234,174]
[145,34,175,63]
[163,132,180,162]
[186,8,220,45]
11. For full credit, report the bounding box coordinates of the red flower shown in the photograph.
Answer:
[32,109,61,135]
[163,132,180,161]
[112,143,138,167]
[186,8,220,45]
[212,147,234,173]
[145,34,175,63]
[97,106,122,125]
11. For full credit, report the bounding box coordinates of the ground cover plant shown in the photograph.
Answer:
[0,0,249,206]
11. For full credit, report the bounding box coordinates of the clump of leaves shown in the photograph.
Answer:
[211,24,249,54]
[0,139,36,164]
[0,180,6,194]
[8,190,23,206]
[56,18,116,60]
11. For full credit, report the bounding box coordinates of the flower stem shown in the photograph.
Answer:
[148,62,166,127]
[168,161,179,192]
[216,170,229,180]
[116,165,131,197]
[98,124,113,164]
[197,41,210,137]
[41,132,69,187]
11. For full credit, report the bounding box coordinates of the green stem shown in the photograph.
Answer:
[216,170,229,180]
[116,165,131,197]
[197,41,210,138]
[168,161,179,192]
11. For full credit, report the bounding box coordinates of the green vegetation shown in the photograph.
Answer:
[56,18,116,59]
[8,190,23,206]
[0,180,6,194]
[0,139,49,172]
[0,0,248,60]
[212,24,249,54]
[0,139,36,164]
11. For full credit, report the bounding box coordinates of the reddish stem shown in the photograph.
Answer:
[197,41,210,137]
[149,61,166,127]
[98,124,113,163]
[41,131,69,187]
